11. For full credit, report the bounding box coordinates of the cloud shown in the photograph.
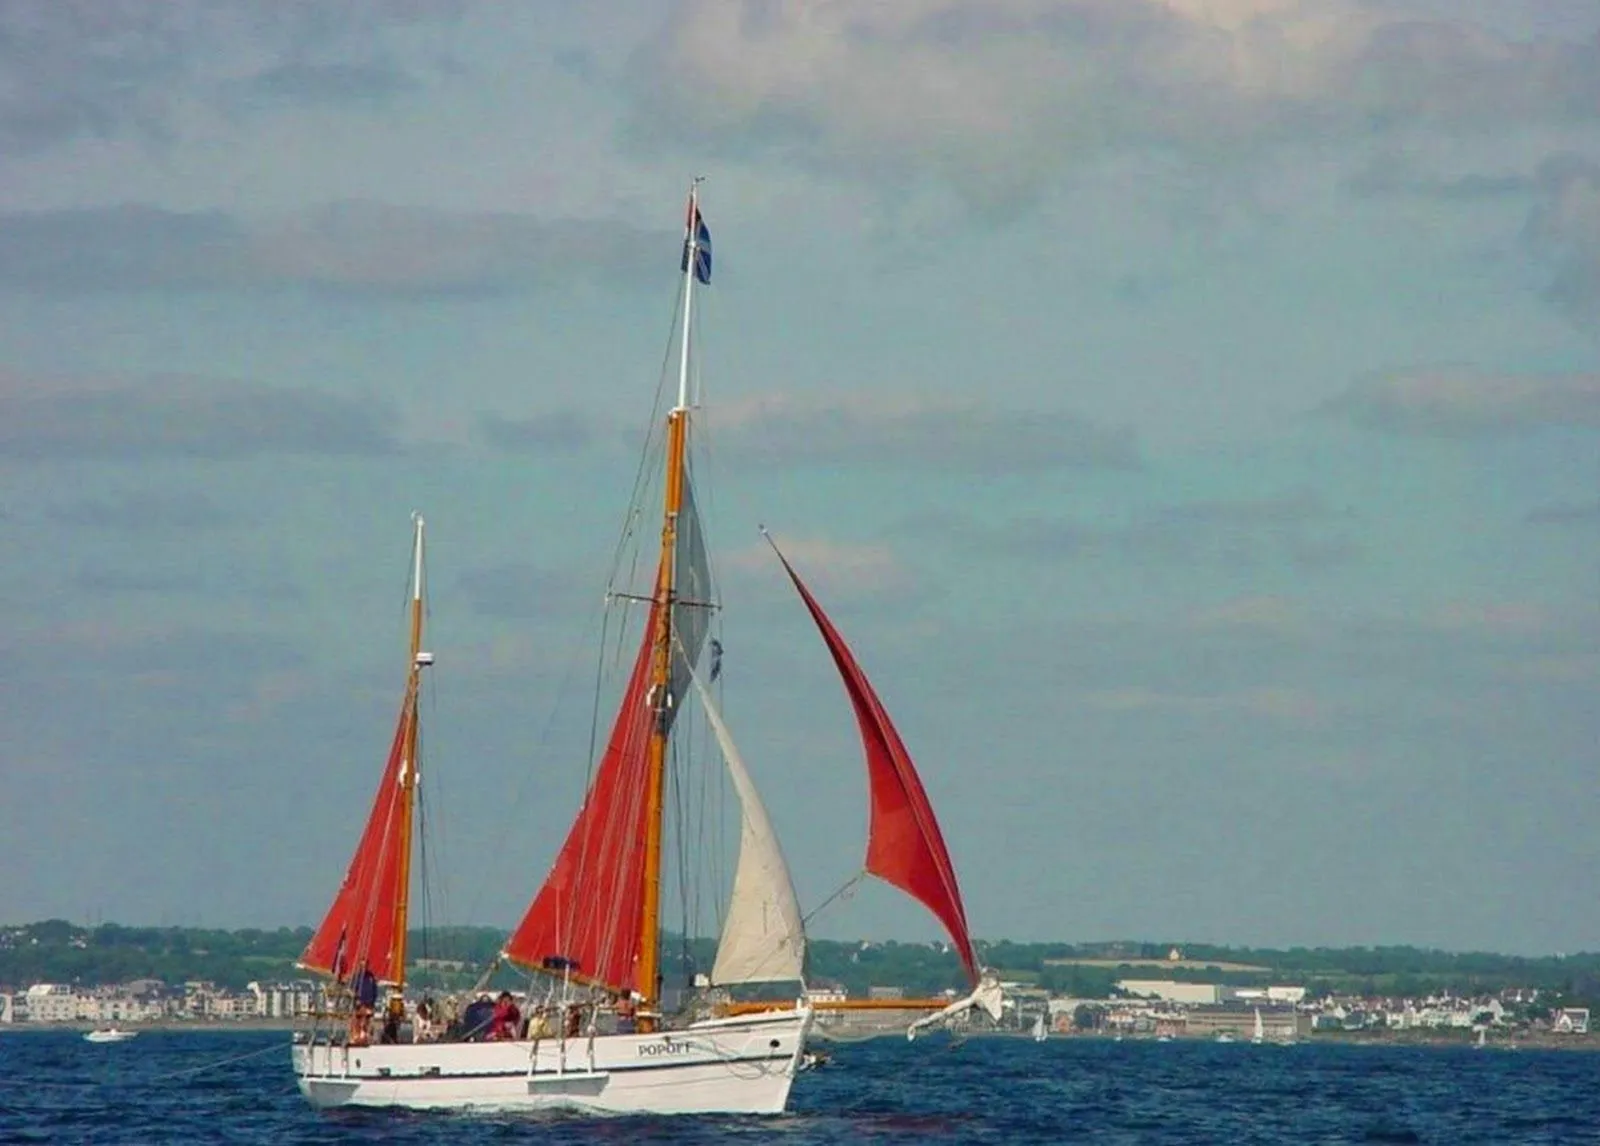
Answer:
[724,535,906,598]
[1324,370,1600,436]
[1344,154,1534,201]
[13,617,305,680]
[1525,153,1600,326]
[474,410,599,454]
[0,1,456,156]
[1190,594,1308,637]
[1525,499,1600,525]
[924,490,1358,571]
[1421,600,1552,638]
[0,373,401,460]
[1080,684,1328,725]
[226,61,421,108]
[707,392,1138,472]
[47,491,235,530]
[626,0,1600,206]
[72,568,208,595]
[455,563,588,620]
[0,204,667,298]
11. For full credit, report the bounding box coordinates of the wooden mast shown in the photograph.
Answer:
[389,511,427,987]
[637,181,703,1027]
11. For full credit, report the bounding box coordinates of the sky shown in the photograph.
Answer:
[0,0,1596,958]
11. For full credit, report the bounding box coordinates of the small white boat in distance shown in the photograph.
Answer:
[84,1027,137,1044]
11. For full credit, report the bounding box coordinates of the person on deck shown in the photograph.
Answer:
[413,995,435,1042]
[350,962,379,1047]
[459,993,494,1041]
[489,991,522,1041]
[615,992,637,1034]
[379,995,403,1044]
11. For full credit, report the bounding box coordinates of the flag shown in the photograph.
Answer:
[709,638,723,682]
[681,205,712,285]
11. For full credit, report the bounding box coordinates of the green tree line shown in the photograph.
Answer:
[2,921,1595,1007]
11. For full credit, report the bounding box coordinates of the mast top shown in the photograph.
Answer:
[676,179,708,413]
[410,511,425,604]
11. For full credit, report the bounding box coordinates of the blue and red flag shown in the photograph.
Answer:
[681,202,712,284]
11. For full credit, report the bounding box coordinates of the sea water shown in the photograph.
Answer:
[2,1031,1594,1144]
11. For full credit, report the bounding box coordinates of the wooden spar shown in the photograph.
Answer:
[637,414,684,1027]
[637,181,702,1025]
[389,512,426,989]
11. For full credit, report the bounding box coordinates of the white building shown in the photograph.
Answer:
[250,981,318,1019]
[24,983,77,1023]
[1555,1008,1590,1034]
[1116,980,1221,1005]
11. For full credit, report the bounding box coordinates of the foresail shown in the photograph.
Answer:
[669,471,713,712]
[502,606,659,994]
[773,546,980,986]
[690,671,805,986]
[300,700,413,984]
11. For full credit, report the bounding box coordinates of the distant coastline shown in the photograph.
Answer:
[1,1019,300,1034]
[8,1021,1596,1052]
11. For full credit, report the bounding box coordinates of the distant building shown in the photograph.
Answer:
[1117,980,1221,1006]
[25,984,76,1023]
[1555,1008,1590,1034]
[249,981,318,1019]
[804,983,847,1006]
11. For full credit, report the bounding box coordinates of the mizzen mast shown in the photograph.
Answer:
[636,180,705,1027]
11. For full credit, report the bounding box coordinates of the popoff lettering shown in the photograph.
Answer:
[638,1039,693,1057]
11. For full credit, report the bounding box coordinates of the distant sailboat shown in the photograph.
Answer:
[1032,1012,1048,1042]
[1252,1007,1265,1045]
[290,185,996,1116]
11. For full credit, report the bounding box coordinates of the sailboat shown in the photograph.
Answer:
[1031,1011,1048,1042]
[1252,1007,1265,1045]
[290,185,995,1115]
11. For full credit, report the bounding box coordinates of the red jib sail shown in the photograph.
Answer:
[503,604,660,994]
[300,699,413,984]
[775,548,980,986]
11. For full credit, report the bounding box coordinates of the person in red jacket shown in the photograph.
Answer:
[488,991,522,1040]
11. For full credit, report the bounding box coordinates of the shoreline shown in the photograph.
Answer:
[1,1020,300,1034]
[6,1022,1595,1052]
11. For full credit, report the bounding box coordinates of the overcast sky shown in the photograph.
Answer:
[1,1,1596,957]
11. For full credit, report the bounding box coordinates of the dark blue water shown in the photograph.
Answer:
[2,1032,1595,1144]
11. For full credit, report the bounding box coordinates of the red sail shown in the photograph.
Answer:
[300,699,413,984]
[503,605,659,993]
[776,551,980,986]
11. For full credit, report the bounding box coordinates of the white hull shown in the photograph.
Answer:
[292,1007,811,1115]
[84,1028,137,1044]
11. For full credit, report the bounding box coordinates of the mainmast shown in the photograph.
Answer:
[637,180,703,1026]
[390,511,428,987]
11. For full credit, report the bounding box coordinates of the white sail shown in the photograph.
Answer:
[691,671,806,986]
